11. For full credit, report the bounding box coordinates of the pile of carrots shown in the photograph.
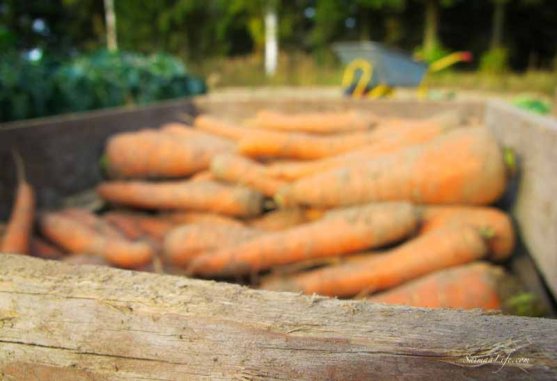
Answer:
[1,108,519,312]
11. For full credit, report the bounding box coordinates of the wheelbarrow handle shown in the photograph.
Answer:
[342,59,374,98]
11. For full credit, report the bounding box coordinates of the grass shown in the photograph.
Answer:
[189,53,557,98]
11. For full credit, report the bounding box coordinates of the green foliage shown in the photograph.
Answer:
[480,47,509,74]
[414,42,450,65]
[505,292,546,317]
[0,51,206,123]
[512,96,551,115]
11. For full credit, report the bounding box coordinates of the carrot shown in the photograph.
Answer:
[194,115,252,141]
[164,223,262,268]
[30,237,65,260]
[238,117,456,160]
[247,208,324,231]
[188,202,418,277]
[1,151,35,255]
[419,206,515,261]
[276,128,506,208]
[369,262,504,310]
[97,180,264,217]
[211,153,289,197]
[40,212,154,269]
[246,110,377,134]
[261,224,488,297]
[104,211,175,242]
[160,122,235,145]
[265,122,455,181]
[59,208,125,239]
[104,129,233,179]
[190,170,215,182]
[162,212,245,228]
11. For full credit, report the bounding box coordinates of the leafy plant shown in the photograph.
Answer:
[0,50,206,123]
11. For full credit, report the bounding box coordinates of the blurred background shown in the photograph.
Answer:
[1,0,556,122]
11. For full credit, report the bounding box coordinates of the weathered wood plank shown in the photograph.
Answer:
[194,96,485,123]
[0,98,197,219]
[0,255,555,380]
[485,100,557,299]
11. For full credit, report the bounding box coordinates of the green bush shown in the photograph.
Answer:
[0,50,206,123]
[414,43,451,66]
[480,48,509,74]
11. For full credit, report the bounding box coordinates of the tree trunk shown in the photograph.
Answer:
[359,8,371,41]
[423,0,439,53]
[103,0,118,51]
[490,0,506,50]
[264,0,278,77]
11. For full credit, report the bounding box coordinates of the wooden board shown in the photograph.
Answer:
[0,98,198,219]
[0,254,555,380]
[485,100,557,299]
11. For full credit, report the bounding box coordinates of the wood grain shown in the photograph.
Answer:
[0,254,555,380]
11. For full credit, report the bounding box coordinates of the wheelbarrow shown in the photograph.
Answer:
[332,41,472,99]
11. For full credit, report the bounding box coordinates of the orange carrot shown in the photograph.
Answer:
[160,122,235,145]
[190,170,215,182]
[265,122,455,181]
[97,180,264,217]
[419,206,515,261]
[211,153,289,197]
[40,212,154,269]
[194,115,252,141]
[1,151,35,255]
[276,129,506,208]
[162,212,245,228]
[368,262,504,310]
[237,117,456,161]
[237,129,376,160]
[104,211,175,242]
[30,237,65,260]
[261,224,488,297]
[105,129,233,179]
[188,202,418,277]
[247,110,377,134]
[60,208,125,239]
[164,223,262,268]
[247,208,324,231]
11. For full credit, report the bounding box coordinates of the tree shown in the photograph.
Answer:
[356,0,405,41]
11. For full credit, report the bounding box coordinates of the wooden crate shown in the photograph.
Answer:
[1,94,556,379]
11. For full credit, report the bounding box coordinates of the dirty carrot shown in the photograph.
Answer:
[40,212,154,269]
[60,208,125,239]
[368,262,504,310]
[238,117,455,161]
[247,110,377,134]
[247,208,324,231]
[105,129,233,179]
[261,224,488,297]
[160,122,236,146]
[188,202,418,277]
[190,170,215,182]
[162,212,245,228]
[97,180,264,217]
[211,153,289,197]
[419,206,515,261]
[164,223,262,268]
[276,129,506,208]
[104,211,176,242]
[1,151,35,255]
[30,237,65,260]
[194,115,252,141]
[265,122,455,180]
